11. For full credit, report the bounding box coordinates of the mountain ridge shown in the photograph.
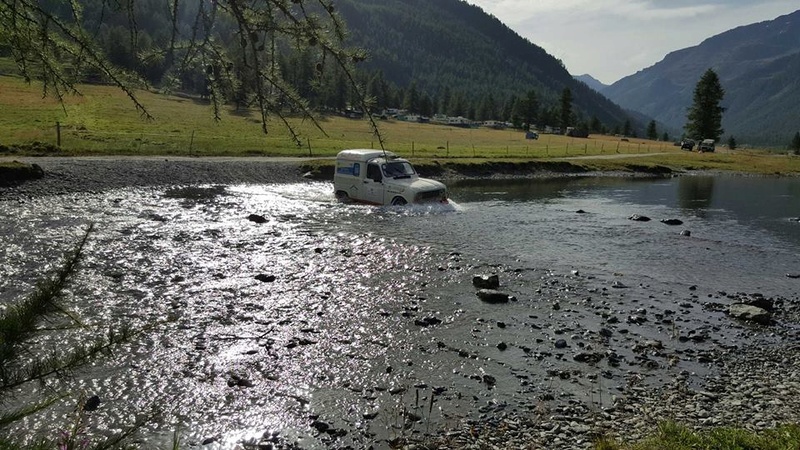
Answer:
[603,9,800,145]
[574,74,608,93]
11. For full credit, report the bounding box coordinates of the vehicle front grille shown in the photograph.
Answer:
[415,189,446,203]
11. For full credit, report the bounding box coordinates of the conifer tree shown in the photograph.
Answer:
[791,132,800,154]
[685,68,725,142]
[559,88,573,130]
[647,120,658,140]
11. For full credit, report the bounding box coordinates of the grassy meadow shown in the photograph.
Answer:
[1,74,799,175]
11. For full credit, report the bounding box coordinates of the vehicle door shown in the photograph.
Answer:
[363,162,385,204]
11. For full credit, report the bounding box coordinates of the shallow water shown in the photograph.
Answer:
[1,174,798,448]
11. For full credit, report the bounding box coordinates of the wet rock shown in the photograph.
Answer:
[363,411,379,420]
[640,359,660,370]
[576,209,587,214]
[681,230,692,236]
[786,273,800,279]
[728,304,771,325]
[611,281,627,289]
[227,374,255,388]
[255,274,276,283]
[573,352,603,364]
[497,342,508,351]
[661,218,684,225]
[633,340,664,353]
[627,314,647,325]
[83,395,101,411]
[476,289,511,304]
[599,328,613,338]
[286,337,317,348]
[414,316,442,327]
[247,214,268,224]
[311,420,330,433]
[472,274,500,289]
[628,214,651,222]
[482,374,497,387]
[555,339,568,349]
[201,436,218,445]
[740,296,774,311]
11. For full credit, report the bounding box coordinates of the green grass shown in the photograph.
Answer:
[2,73,800,175]
[0,74,678,157]
[596,422,800,450]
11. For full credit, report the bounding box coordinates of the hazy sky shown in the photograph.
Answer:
[463,0,799,84]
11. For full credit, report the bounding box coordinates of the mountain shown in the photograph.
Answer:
[574,74,608,93]
[603,9,800,145]
[336,0,636,131]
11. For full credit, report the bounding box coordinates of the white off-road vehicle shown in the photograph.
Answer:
[333,149,448,206]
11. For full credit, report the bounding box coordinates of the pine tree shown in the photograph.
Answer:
[402,81,420,114]
[685,69,725,141]
[590,116,602,134]
[521,90,539,131]
[559,88,573,130]
[791,132,800,154]
[727,136,737,150]
[622,119,632,137]
[647,120,658,140]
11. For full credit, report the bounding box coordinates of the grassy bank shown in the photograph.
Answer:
[596,422,800,450]
[1,74,799,175]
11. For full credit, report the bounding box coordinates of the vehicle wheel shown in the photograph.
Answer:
[335,191,350,203]
[391,196,407,206]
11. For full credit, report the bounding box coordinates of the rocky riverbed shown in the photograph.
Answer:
[1,158,799,450]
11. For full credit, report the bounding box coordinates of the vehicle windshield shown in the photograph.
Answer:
[382,161,416,178]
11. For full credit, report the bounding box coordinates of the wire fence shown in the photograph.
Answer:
[11,120,680,159]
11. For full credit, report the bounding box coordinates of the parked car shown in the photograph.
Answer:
[525,131,539,140]
[699,139,715,152]
[333,149,448,206]
[681,139,695,151]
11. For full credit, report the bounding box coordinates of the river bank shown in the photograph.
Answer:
[0,156,674,200]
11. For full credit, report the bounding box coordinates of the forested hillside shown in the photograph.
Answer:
[0,0,639,134]
[603,9,800,146]
[336,0,634,132]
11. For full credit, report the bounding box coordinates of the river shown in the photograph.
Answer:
[0,174,798,448]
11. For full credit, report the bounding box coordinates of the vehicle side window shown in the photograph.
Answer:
[353,163,360,177]
[367,163,382,182]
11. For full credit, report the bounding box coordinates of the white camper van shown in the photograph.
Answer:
[333,149,448,206]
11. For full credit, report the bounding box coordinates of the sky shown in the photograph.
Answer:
[463,0,800,85]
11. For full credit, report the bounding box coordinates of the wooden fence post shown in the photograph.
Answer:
[56,121,61,147]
